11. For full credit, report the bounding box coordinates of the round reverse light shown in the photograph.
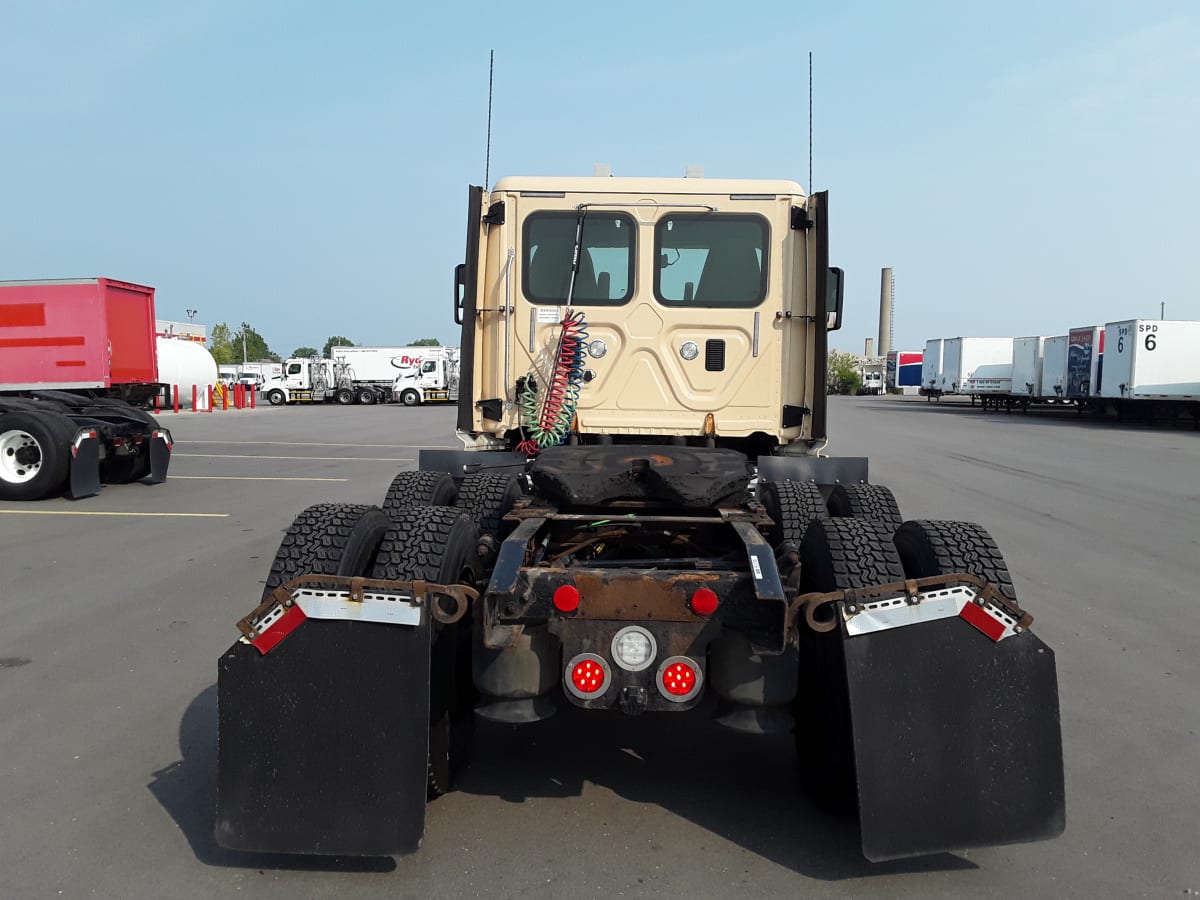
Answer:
[587,339,608,359]
[610,625,657,672]
[679,340,700,361]
[565,653,611,699]
[656,656,703,702]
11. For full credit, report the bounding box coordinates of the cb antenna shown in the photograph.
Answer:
[484,50,495,190]
[808,50,813,193]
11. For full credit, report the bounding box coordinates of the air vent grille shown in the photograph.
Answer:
[705,339,725,372]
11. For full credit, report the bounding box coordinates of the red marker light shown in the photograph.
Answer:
[661,661,697,696]
[689,588,719,616]
[553,584,580,613]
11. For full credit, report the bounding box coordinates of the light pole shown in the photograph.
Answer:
[186,308,197,321]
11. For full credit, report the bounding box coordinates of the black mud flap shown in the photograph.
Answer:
[843,618,1065,862]
[147,432,172,484]
[216,615,432,856]
[67,432,101,499]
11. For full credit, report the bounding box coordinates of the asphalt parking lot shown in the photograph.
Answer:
[1,398,1197,898]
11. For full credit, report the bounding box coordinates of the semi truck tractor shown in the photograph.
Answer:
[261,356,391,405]
[0,278,172,501]
[216,176,1065,864]
[392,346,461,406]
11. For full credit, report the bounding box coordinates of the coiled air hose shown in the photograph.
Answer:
[516,311,589,455]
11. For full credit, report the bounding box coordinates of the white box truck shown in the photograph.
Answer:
[1100,320,1200,401]
[921,339,944,398]
[1011,337,1045,399]
[939,338,1014,397]
[1039,336,1069,401]
[331,346,425,385]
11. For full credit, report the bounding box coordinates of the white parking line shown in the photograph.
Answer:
[172,453,413,462]
[170,475,349,482]
[0,510,229,518]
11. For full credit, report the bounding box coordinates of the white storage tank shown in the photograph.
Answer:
[156,336,218,410]
[1100,320,1200,400]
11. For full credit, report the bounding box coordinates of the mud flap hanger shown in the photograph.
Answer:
[791,573,1035,641]
[236,575,479,655]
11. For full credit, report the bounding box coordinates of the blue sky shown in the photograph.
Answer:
[2,1,1196,356]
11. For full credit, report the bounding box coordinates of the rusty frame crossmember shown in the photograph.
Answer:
[236,574,480,644]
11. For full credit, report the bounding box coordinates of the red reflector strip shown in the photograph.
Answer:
[250,603,307,654]
[959,601,1006,642]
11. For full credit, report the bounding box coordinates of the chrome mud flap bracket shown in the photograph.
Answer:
[799,576,1066,862]
[216,576,475,857]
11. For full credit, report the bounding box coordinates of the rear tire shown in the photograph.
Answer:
[382,470,459,520]
[826,483,903,532]
[455,472,523,539]
[796,518,905,814]
[893,520,1018,603]
[335,388,355,405]
[371,506,480,798]
[357,389,376,406]
[0,411,74,501]
[757,479,827,547]
[261,503,391,602]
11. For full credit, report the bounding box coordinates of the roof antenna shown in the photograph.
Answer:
[808,50,813,193]
[484,50,495,190]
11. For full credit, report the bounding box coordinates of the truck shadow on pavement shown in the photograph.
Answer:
[151,685,975,880]
[455,700,976,881]
[147,685,397,873]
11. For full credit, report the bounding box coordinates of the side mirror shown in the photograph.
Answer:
[454,263,466,325]
[826,266,844,331]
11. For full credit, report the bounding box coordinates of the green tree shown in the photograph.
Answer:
[323,335,355,358]
[827,350,862,395]
[292,346,320,358]
[238,322,280,362]
[209,323,236,366]
[407,337,441,346]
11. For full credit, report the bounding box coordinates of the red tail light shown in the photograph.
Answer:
[553,584,580,613]
[689,588,719,616]
[656,656,703,702]
[564,652,611,699]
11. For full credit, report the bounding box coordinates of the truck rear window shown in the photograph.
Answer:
[654,214,768,308]
[523,212,635,306]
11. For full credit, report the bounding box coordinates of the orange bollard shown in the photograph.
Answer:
[192,384,198,412]
[250,386,256,409]
[154,391,161,414]
[173,385,179,414]
[222,385,229,411]
[207,385,214,412]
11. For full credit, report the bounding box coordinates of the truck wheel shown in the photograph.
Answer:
[455,472,523,539]
[893,520,1018,604]
[357,389,376,405]
[382,470,459,520]
[400,389,420,407]
[826,483,903,532]
[261,503,391,602]
[371,506,480,798]
[335,388,355,405]
[757,479,826,548]
[796,518,905,814]
[0,411,74,501]
[266,389,286,406]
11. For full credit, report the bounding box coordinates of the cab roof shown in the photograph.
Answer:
[491,175,806,199]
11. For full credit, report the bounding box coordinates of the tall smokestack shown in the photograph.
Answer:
[878,268,893,358]
[865,337,875,357]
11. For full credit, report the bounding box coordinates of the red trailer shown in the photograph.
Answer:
[0,278,172,501]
